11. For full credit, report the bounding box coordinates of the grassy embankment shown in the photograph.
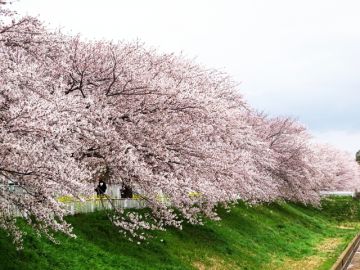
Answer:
[1,196,360,270]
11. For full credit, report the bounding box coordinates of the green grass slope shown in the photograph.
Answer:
[1,197,360,270]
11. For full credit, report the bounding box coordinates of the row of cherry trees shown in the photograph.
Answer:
[1,2,359,246]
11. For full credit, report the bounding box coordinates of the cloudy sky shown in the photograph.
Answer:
[12,0,360,154]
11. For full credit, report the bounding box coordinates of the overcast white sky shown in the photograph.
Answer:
[12,0,360,154]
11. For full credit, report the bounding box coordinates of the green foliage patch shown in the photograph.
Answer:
[0,197,359,270]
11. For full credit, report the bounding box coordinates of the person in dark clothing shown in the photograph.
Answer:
[95,180,107,196]
[120,182,132,199]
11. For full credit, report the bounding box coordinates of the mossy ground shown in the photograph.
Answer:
[1,197,360,270]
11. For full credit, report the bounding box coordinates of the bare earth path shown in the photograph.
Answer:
[347,247,360,270]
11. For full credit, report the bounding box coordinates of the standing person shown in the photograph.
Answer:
[120,182,133,198]
[95,180,107,196]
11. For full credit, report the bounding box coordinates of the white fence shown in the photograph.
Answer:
[2,184,147,217]
[65,198,146,215]
[7,198,146,217]
[319,191,356,197]
[7,185,357,218]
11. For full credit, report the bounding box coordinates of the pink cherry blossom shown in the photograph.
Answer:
[1,3,359,247]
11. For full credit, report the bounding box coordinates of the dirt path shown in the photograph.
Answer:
[347,247,360,270]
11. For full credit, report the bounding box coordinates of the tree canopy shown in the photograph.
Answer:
[1,3,359,247]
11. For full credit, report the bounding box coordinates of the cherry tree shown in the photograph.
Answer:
[0,5,96,246]
[312,144,360,191]
[60,38,280,233]
[253,116,324,203]
[1,1,360,246]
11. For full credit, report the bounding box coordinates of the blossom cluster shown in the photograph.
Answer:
[1,4,359,246]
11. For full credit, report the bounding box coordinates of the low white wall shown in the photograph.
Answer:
[65,198,146,215]
[319,191,355,197]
